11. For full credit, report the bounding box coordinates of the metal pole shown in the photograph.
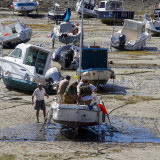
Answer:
[78,0,84,83]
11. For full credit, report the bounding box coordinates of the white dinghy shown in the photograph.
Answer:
[0,20,32,48]
[111,19,149,51]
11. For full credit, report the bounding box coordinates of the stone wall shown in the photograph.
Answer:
[0,0,159,14]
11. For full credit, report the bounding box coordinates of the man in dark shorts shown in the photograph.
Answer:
[32,83,49,123]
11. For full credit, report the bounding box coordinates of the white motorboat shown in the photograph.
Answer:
[0,43,61,94]
[52,21,81,47]
[0,20,32,48]
[95,0,134,24]
[51,0,81,47]
[77,46,116,87]
[46,94,106,128]
[111,19,149,51]
[145,9,160,35]
[12,0,39,14]
[52,44,80,70]
[47,3,67,21]
[76,0,97,18]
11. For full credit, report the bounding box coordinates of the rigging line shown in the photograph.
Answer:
[108,103,130,115]
[0,103,27,110]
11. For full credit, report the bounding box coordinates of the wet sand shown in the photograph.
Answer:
[0,11,160,159]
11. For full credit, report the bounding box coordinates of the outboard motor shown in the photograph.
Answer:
[64,50,74,68]
[45,67,61,94]
[61,33,68,42]
[119,34,126,50]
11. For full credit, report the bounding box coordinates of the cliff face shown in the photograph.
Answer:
[0,0,159,14]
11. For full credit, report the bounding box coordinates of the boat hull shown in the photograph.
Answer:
[49,101,105,128]
[80,68,115,86]
[96,10,134,24]
[13,2,38,14]
[47,14,66,21]
[53,33,81,44]
[2,76,37,91]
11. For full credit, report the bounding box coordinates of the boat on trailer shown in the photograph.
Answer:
[95,0,134,24]
[111,19,149,51]
[12,0,39,15]
[0,43,61,94]
[76,0,97,18]
[0,20,32,48]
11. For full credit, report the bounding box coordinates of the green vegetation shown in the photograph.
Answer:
[0,154,16,160]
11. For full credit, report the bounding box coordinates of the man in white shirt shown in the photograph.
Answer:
[32,83,49,123]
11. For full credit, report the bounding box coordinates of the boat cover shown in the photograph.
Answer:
[82,48,108,69]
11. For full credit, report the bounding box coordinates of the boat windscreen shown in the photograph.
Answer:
[123,22,141,32]
[8,48,22,59]
[15,23,22,32]
[26,48,48,75]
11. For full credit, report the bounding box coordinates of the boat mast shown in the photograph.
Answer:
[78,0,84,83]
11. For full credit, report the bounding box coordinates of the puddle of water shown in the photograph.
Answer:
[126,92,149,95]
[0,115,160,143]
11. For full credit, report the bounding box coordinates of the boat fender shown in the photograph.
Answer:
[76,23,79,26]
[83,71,89,76]
[73,28,78,35]
[149,14,155,20]
[98,103,107,114]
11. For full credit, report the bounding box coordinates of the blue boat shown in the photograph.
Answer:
[95,0,134,24]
